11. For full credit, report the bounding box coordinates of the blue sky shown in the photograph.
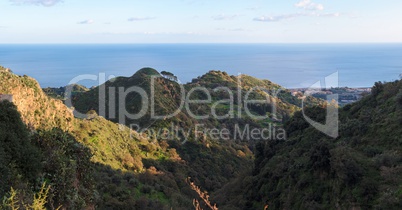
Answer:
[0,0,401,43]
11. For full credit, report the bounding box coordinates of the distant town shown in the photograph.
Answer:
[290,87,372,106]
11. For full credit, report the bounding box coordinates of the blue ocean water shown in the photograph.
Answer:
[0,44,401,88]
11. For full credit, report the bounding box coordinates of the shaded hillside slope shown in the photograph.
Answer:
[214,80,402,209]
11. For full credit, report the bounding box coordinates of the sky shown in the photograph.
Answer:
[0,0,402,43]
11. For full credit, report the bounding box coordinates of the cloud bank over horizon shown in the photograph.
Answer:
[1,0,401,43]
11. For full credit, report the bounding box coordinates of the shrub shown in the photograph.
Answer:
[396,90,402,107]
[0,101,41,196]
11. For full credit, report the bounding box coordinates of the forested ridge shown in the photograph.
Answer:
[1,66,401,209]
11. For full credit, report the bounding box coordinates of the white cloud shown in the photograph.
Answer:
[254,1,338,23]
[212,14,240,20]
[127,17,155,21]
[254,12,341,22]
[254,14,307,22]
[10,0,62,7]
[295,0,324,11]
[77,20,94,25]
[295,0,310,8]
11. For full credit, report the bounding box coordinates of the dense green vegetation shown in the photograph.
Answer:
[0,101,41,197]
[43,84,89,100]
[71,69,321,140]
[0,101,94,209]
[1,68,256,209]
[213,80,402,209]
[1,66,401,209]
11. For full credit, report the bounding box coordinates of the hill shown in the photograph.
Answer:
[0,68,255,209]
[5,66,381,210]
[70,69,322,138]
[213,80,402,209]
[43,84,89,100]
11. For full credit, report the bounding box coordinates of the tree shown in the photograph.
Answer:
[161,71,178,82]
[32,128,95,209]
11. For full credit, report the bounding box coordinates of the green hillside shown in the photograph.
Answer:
[71,69,322,139]
[3,66,398,210]
[0,68,254,209]
[43,84,89,100]
[213,80,402,209]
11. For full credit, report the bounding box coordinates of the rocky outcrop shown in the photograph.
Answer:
[0,70,74,131]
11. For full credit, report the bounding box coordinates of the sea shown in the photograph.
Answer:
[0,44,401,88]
